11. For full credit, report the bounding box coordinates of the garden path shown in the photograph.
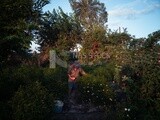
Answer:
[52,81,125,120]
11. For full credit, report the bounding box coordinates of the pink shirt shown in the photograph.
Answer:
[68,65,86,81]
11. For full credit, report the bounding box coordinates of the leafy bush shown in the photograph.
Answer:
[114,49,160,119]
[1,47,159,120]
[11,66,44,85]
[78,64,115,106]
[0,101,12,120]
[0,68,15,101]
[42,66,68,100]
[11,81,54,120]
[0,66,69,119]
[136,50,160,120]
[78,75,114,106]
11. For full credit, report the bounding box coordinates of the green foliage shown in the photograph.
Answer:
[138,50,160,119]
[81,25,107,52]
[69,0,108,59]
[107,30,132,45]
[0,0,160,119]
[11,81,54,120]
[12,66,43,84]
[0,101,12,120]
[42,66,68,100]
[121,64,134,77]
[0,0,49,66]
[78,75,114,106]
[0,65,68,119]
[38,8,82,51]
[78,64,115,106]
[114,45,160,119]
[69,0,108,29]
[144,30,160,48]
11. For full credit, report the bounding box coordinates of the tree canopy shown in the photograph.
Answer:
[0,0,49,65]
[38,8,83,52]
[69,0,108,29]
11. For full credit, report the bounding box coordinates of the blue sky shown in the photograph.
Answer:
[43,0,160,38]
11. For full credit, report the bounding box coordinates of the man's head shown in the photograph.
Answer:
[74,61,81,68]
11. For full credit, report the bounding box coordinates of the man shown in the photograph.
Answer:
[68,61,86,102]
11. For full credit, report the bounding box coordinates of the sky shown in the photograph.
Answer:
[30,0,160,52]
[43,0,160,38]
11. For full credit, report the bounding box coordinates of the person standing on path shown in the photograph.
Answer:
[68,61,87,102]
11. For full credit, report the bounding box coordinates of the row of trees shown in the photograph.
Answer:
[0,0,109,67]
[1,0,160,67]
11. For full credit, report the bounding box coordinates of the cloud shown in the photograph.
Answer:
[108,0,160,20]
[139,2,160,14]
[108,20,121,28]
[109,8,137,20]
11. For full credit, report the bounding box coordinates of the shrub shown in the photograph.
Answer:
[0,101,12,120]
[42,66,68,100]
[11,81,54,120]
[11,66,44,85]
[0,68,15,101]
[79,75,114,106]
[78,64,115,106]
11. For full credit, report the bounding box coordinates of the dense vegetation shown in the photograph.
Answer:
[0,0,160,119]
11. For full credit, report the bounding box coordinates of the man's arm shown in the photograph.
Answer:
[80,68,87,76]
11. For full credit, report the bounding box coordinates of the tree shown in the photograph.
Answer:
[69,0,108,64]
[36,8,83,66]
[128,31,160,119]
[144,30,160,49]
[129,38,145,50]
[0,0,49,66]
[38,8,83,51]
[69,0,108,29]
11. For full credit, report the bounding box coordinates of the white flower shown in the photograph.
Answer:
[128,108,130,111]
[87,90,90,93]
[122,75,128,81]
[124,108,127,111]
[109,98,112,101]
